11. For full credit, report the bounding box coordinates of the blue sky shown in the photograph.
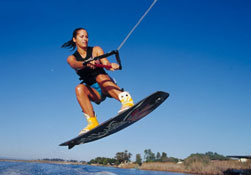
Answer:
[0,0,251,161]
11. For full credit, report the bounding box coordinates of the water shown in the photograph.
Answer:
[0,161,190,175]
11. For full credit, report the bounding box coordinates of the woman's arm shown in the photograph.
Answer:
[67,55,85,70]
[93,46,120,71]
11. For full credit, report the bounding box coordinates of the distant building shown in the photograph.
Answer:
[227,155,251,163]
[177,160,183,164]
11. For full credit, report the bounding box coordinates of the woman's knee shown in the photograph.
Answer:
[75,84,88,96]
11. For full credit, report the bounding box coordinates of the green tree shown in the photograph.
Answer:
[103,158,108,165]
[88,157,117,165]
[156,152,161,161]
[135,154,142,166]
[115,150,132,164]
[166,157,179,163]
[107,158,117,165]
[161,152,168,162]
[205,152,229,160]
[144,149,155,162]
[184,153,210,167]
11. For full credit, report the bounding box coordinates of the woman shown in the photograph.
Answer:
[62,28,134,135]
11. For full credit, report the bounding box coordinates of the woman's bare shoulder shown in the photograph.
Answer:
[92,46,104,57]
[93,46,102,50]
[67,54,76,64]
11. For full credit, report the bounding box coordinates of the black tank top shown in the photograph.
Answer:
[73,47,107,85]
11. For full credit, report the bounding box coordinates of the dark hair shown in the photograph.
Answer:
[61,28,86,50]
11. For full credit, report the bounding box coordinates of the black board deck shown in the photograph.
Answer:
[59,91,169,149]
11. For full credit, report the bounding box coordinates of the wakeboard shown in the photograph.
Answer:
[59,91,169,149]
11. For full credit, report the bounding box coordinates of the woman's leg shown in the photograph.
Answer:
[75,84,101,117]
[96,74,134,112]
[96,74,122,100]
[75,84,102,134]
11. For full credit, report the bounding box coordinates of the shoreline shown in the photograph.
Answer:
[0,159,188,174]
[1,159,251,175]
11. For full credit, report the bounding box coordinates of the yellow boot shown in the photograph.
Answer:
[79,113,99,135]
[118,91,134,113]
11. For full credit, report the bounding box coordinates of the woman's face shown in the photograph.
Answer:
[73,29,88,48]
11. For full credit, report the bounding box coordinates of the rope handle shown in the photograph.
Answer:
[83,50,122,70]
